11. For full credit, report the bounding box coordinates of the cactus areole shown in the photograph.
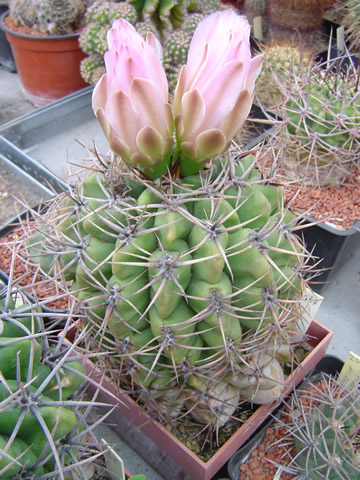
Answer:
[30,11,315,431]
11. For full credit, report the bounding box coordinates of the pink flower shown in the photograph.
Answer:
[92,19,174,178]
[173,10,264,174]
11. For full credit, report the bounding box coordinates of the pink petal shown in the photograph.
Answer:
[173,65,187,114]
[94,108,111,141]
[245,54,264,94]
[136,126,164,160]
[199,62,247,131]
[92,74,108,112]
[104,90,139,152]
[130,151,152,167]
[129,78,169,137]
[164,103,174,137]
[146,32,163,60]
[195,129,227,160]
[110,136,131,161]
[221,89,252,141]
[181,89,206,140]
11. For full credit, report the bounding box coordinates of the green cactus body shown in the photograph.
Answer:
[31,154,309,427]
[279,63,360,187]
[80,54,106,84]
[0,288,87,477]
[163,29,193,91]
[80,1,137,55]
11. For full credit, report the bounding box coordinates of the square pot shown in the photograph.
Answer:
[68,320,333,480]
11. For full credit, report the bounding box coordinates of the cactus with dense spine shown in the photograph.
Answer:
[0,277,107,478]
[276,373,360,479]
[163,29,193,91]
[342,0,360,51]
[254,43,312,109]
[25,149,312,428]
[275,56,360,187]
[80,53,106,85]
[79,1,138,55]
[9,0,90,34]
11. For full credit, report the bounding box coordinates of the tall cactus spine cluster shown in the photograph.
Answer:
[25,151,311,429]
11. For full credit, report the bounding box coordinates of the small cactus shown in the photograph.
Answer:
[79,1,138,56]
[276,372,360,479]
[80,54,106,84]
[163,28,193,91]
[9,0,88,34]
[255,43,312,110]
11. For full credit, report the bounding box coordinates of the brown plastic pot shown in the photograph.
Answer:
[0,12,87,107]
[65,320,333,480]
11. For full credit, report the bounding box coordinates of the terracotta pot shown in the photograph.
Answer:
[66,320,333,480]
[0,12,87,107]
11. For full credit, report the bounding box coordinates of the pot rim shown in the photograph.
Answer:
[0,10,81,40]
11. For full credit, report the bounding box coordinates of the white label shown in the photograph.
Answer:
[337,26,345,52]
[253,16,263,41]
[101,439,125,480]
[339,351,360,389]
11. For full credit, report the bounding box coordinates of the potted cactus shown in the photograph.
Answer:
[0,0,93,107]
[228,361,360,479]
[20,10,334,479]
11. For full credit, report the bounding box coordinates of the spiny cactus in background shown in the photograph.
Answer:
[9,0,90,34]
[163,29,193,91]
[80,53,106,85]
[26,151,311,428]
[126,0,189,31]
[135,19,158,37]
[342,0,360,51]
[276,373,360,479]
[79,0,138,55]
[254,43,312,110]
[275,56,360,187]
[0,278,108,478]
